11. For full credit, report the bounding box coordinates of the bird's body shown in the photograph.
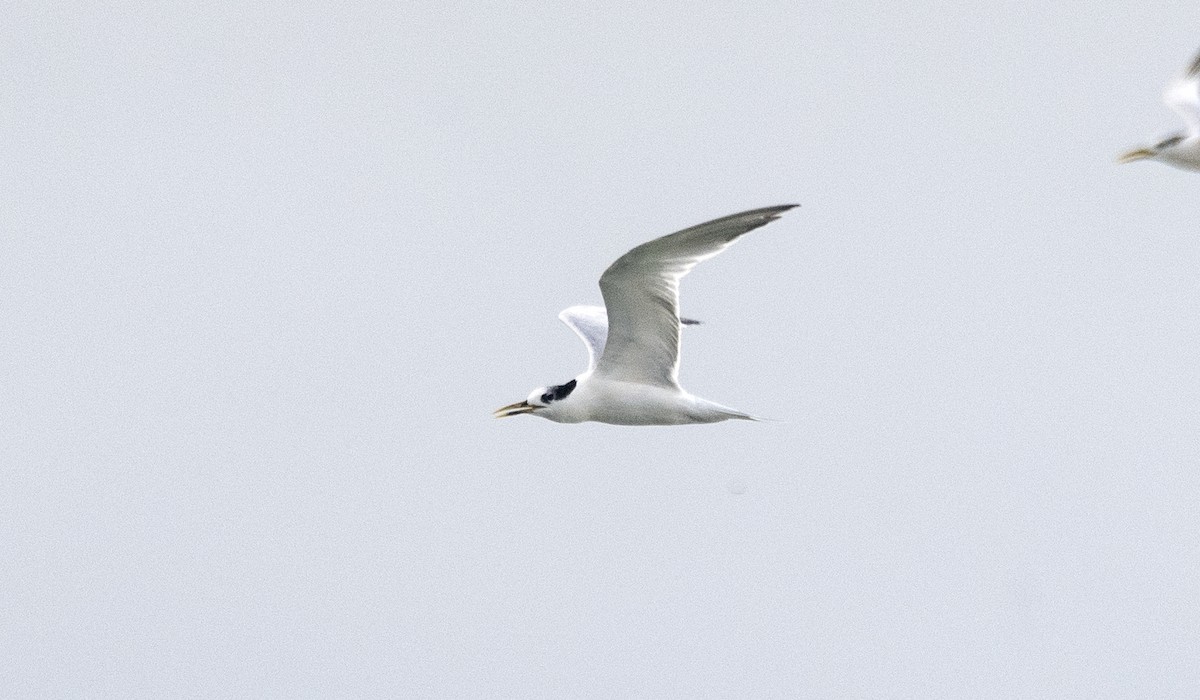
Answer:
[1119,47,1200,171]
[494,205,797,426]
[531,372,752,425]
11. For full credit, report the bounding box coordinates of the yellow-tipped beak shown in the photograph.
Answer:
[493,400,537,418]
[1117,148,1155,164]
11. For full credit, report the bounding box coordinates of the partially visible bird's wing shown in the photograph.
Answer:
[559,305,702,372]
[1164,48,1200,134]
[594,204,797,388]
[558,305,609,372]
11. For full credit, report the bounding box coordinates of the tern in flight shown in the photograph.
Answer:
[1119,47,1200,171]
[494,204,797,426]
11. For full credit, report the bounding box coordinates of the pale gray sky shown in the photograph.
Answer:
[4,1,1200,697]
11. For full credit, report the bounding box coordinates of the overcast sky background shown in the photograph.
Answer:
[5,1,1200,697]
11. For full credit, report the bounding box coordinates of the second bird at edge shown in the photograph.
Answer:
[1119,46,1200,171]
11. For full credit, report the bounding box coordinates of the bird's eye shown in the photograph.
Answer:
[541,392,554,404]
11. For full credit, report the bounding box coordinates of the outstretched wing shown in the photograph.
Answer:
[1164,47,1200,134]
[594,204,797,388]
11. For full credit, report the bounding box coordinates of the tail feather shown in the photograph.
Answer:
[716,405,785,423]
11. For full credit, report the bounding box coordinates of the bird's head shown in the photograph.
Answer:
[493,378,577,419]
[1118,134,1185,164]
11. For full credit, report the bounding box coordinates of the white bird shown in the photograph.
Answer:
[494,204,797,426]
[1119,47,1200,170]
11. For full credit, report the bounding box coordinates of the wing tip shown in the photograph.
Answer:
[755,203,800,223]
[741,203,800,231]
[559,304,605,320]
